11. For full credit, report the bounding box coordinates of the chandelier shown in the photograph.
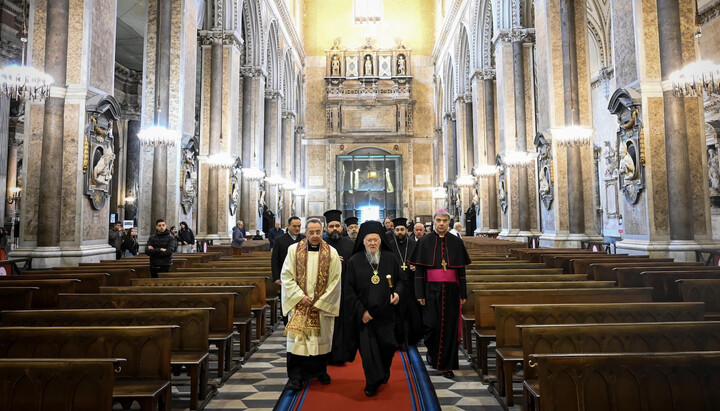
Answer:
[503,151,535,168]
[455,174,476,187]
[474,165,499,178]
[242,167,265,182]
[264,175,284,186]
[282,179,298,191]
[0,0,53,101]
[669,59,720,97]
[294,188,308,197]
[432,186,447,199]
[206,152,236,169]
[553,126,594,147]
[137,125,180,147]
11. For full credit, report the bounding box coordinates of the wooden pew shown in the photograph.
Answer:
[616,266,720,288]
[511,248,586,259]
[640,270,720,301]
[135,277,268,340]
[465,268,564,275]
[555,255,649,273]
[459,281,614,355]
[0,358,122,411]
[677,278,720,320]
[0,308,211,410]
[57,292,235,378]
[468,262,549,270]
[527,352,720,411]
[492,302,707,406]
[101,285,255,358]
[0,287,36,310]
[592,262,711,282]
[0,326,174,411]
[541,253,631,269]
[0,272,109,293]
[0,279,79,308]
[25,269,132,286]
[472,288,653,379]
[48,265,147,280]
[575,258,681,277]
[466,274,588,282]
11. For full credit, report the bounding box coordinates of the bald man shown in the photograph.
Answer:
[410,223,425,243]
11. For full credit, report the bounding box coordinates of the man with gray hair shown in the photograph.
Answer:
[281,218,342,390]
[408,210,471,379]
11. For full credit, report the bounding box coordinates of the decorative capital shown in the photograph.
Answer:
[265,89,282,100]
[282,110,296,119]
[240,65,265,78]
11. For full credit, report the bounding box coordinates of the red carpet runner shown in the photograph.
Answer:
[274,347,440,411]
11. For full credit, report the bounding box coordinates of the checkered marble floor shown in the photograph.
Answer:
[182,324,505,411]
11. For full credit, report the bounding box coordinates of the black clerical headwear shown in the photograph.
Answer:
[392,217,408,229]
[352,220,392,255]
[345,216,359,227]
[323,209,342,224]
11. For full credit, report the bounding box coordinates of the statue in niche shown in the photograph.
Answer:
[619,143,636,182]
[93,148,115,186]
[397,54,406,75]
[331,55,340,76]
[364,55,373,76]
[708,147,720,195]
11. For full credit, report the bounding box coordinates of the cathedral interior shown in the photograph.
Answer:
[0,0,718,265]
[1,1,720,410]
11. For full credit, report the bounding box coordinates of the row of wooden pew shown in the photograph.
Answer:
[461,247,720,410]
[0,250,276,411]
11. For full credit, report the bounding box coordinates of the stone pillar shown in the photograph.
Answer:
[560,0,585,235]
[205,37,223,237]
[281,111,296,222]
[4,134,20,224]
[124,120,141,222]
[512,37,531,233]
[442,113,456,182]
[454,97,470,176]
[37,0,69,247]
[657,0,692,240]
[240,67,266,231]
[0,95,9,221]
[472,71,499,234]
[264,90,281,221]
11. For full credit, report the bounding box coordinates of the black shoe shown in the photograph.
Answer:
[426,353,433,366]
[364,386,377,397]
[286,379,302,390]
[318,373,331,385]
[442,370,455,379]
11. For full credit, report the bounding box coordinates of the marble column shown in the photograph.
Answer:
[37,0,69,247]
[442,113,456,182]
[454,97,470,176]
[657,0,692,240]
[281,111,296,222]
[560,0,585,235]
[0,95,9,221]
[240,67,266,231]
[482,74,499,232]
[206,37,223,237]
[264,90,281,220]
[124,120,141,222]
[512,37,531,233]
[4,134,20,224]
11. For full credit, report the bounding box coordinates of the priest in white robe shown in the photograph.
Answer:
[281,218,342,390]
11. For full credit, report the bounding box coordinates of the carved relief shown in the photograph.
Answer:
[534,133,553,210]
[608,88,644,205]
[84,95,121,210]
[497,154,508,214]
[229,158,241,216]
[181,138,198,214]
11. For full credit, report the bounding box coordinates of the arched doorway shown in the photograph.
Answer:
[336,147,402,221]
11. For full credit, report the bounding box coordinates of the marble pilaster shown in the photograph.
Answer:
[0,95,9,222]
[471,72,500,234]
[240,67,266,231]
[264,90,281,222]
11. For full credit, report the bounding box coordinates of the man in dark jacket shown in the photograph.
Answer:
[108,222,124,260]
[267,221,284,250]
[272,216,305,325]
[146,219,176,278]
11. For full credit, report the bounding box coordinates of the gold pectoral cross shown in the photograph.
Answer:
[441,259,447,271]
[401,263,407,270]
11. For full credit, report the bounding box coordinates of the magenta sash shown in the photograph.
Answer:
[427,269,457,282]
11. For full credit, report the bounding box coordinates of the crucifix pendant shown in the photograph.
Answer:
[441,259,447,271]
[401,263,407,270]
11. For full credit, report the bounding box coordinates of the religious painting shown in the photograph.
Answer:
[84,95,121,210]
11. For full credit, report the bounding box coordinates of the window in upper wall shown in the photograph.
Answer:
[354,0,383,24]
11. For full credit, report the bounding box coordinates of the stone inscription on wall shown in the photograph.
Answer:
[342,106,396,133]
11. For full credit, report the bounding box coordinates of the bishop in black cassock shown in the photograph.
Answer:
[345,221,404,396]
[408,210,471,378]
[323,210,356,364]
[389,217,423,347]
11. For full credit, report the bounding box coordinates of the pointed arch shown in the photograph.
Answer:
[455,24,471,96]
[242,0,264,67]
[265,20,281,91]
[281,49,294,111]
[473,0,495,71]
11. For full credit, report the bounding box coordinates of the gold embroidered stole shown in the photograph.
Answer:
[284,240,331,340]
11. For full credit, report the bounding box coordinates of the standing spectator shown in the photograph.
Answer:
[252,230,264,240]
[267,220,284,250]
[108,222,125,260]
[178,221,195,253]
[122,227,139,257]
[146,219,176,278]
[169,226,181,252]
[0,227,8,260]
[231,221,245,256]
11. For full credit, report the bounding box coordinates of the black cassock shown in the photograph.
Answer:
[325,236,357,363]
[389,236,423,347]
[345,250,404,388]
[409,232,471,371]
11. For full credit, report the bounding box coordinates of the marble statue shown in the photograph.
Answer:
[364,55,373,76]
[397,55,406,75]
[539,171,551,196]
[93,150,115,186]
[331,55,340,76]
[619,144,635,181]
[603,140,617,178]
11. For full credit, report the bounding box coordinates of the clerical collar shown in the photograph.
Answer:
[289,233,297,241]
[435,231,446,238]
[308,242,320,251]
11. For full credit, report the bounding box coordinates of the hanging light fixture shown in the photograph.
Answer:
[206,152,236,169]
[455,174,476,187]
[670,59,720,97]
[474,165,499,178]
[0,0,53,101]
[242,167,265,181]
[264,175,284,186]
[137,125,180,147]
[503,151,535,167]
[552,125,594,147]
